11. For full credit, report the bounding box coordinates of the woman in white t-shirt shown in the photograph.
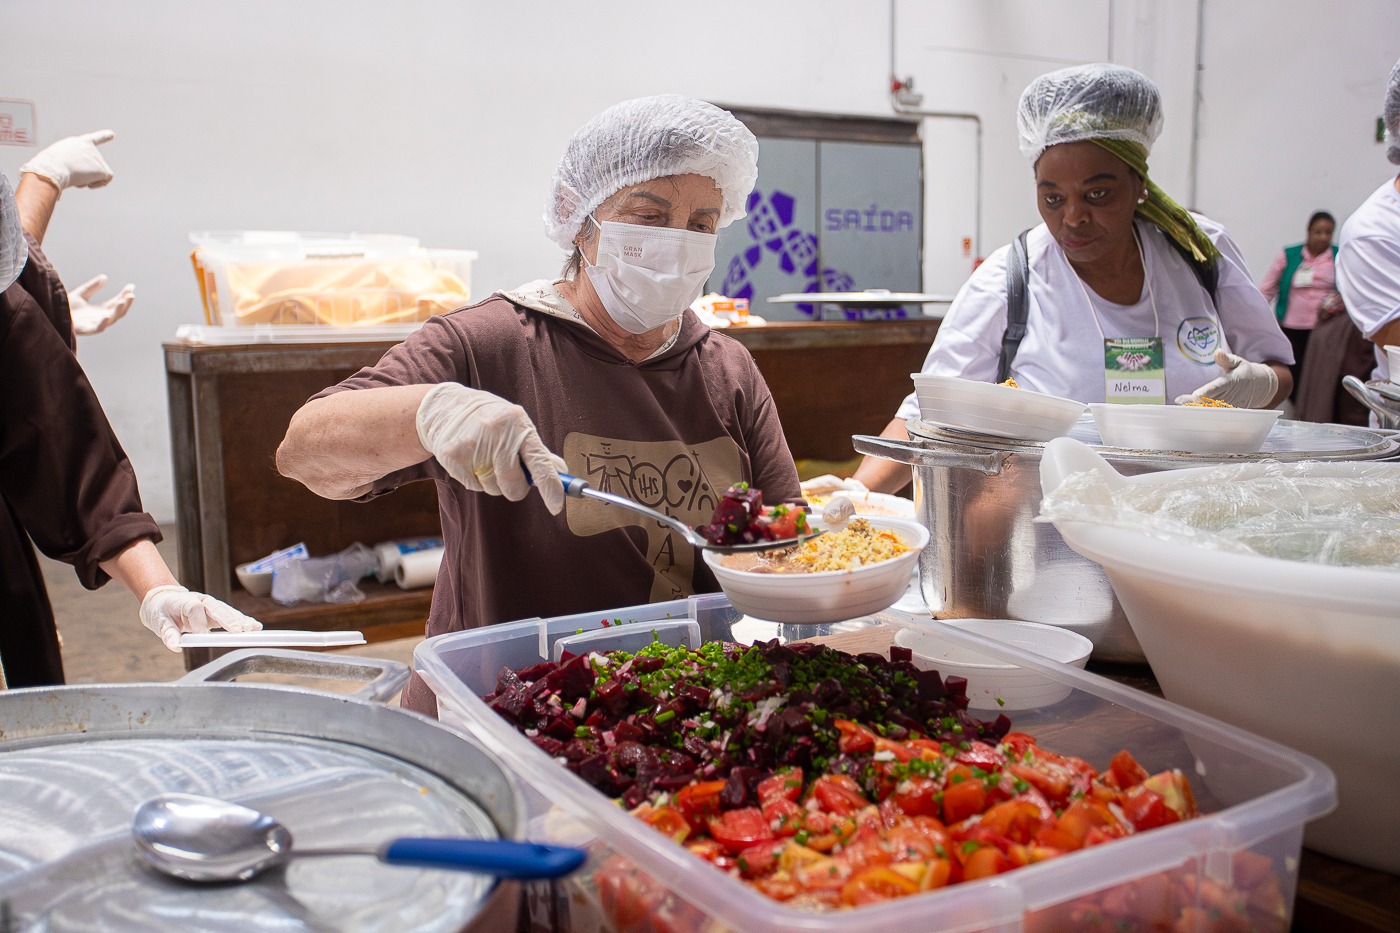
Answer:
[1336,55,1400,384]
[854,64,1292,494]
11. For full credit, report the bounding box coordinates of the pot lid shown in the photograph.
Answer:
[905,414,1400,464]
[0,683,514,932]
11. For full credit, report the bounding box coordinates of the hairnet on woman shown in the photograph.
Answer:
[279,94,799,717]
[853,63,1292,495]
[1334,55,1400,386]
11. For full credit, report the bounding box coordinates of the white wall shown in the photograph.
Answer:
[3,0,1397,522]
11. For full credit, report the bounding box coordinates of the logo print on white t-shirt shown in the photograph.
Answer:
[1176,317,1220,364]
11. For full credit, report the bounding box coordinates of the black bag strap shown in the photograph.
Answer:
[996,229,1031,384]
[995,227,1220,384]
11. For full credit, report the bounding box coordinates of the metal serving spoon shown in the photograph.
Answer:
[549,471,824,554]
[132,793,586,884]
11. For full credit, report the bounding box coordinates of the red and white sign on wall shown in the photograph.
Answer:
[0,100,36,146]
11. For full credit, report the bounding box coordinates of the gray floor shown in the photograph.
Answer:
[34,525,420,695]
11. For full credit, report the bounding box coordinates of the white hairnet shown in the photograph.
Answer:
[0,171,27,292]
[1386,56,1400,165]
[545,94,759,250]
[1017,64,1164,165]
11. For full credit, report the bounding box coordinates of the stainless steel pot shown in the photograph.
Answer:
[1343,375,1400,429]
[855,417,1400,662]
[0,650,529,932]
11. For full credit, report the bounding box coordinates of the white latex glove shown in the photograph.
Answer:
[799,474,869,498]
[139,584,263,652]
[20,130,116,190]
[68,274,135,335]
[416,382,567,514]
[1173,349,1279,409]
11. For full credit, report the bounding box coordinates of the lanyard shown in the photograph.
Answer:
[1074,224,1161,339]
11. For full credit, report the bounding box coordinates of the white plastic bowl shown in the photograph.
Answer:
[1089,402,1280,454]
[702,516,928,625]
[1040,442,1400,872]
[804,490,916,520]
[894,620,1092,711]
[912,373,1086,441]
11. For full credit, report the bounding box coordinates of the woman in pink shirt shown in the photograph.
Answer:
[1259,211,1337,403]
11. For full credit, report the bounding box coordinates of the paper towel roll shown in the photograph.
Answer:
[394,547,444,589]
[375,537,443,583]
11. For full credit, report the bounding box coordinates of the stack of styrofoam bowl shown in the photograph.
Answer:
[912,373,1086,442]
[1089,403,1280,454]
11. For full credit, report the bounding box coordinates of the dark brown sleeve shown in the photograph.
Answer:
[16,232,73,350]
[0,284,160,589]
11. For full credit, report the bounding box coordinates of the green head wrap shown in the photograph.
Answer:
[1090,137,1220,267]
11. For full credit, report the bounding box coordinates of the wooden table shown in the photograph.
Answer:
[162,321,940,668]
[724,318,940,463]
[164,339,441,668]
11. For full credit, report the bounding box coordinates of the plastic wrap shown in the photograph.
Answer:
[1038,460,1400,568]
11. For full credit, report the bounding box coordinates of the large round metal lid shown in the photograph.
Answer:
[0,682,520,932]
[906,415,1400,465]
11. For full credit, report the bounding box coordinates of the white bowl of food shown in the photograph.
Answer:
[893,620,1093,711]
[1088,402,1280,454]
[702,516,928,624]
[1040,438,1400,872]
[912,373,1086,442]
[804,490,916,520]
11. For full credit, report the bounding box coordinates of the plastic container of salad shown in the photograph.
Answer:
[415,595,1335,933]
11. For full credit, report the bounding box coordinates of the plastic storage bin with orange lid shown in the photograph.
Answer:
[189,230,477,327]
[415,592,1335,933]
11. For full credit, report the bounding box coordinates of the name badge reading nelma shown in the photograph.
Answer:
[1104,337,1165,405]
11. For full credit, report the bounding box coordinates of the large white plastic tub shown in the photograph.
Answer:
[416,593,1334,933]
[1041,443,1400,873]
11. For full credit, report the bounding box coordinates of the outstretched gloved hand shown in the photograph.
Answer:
[1174,349,1279,409]
[140,585,263,652]
[20,130,117,191]
[68,274,135,335]
[416,383,566,514]
[799,474,869,498]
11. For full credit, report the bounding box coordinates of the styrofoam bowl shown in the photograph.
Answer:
[894,620,1093,711]
[912,373,1086,441]
[804,490,916,519]
[235,561,273,597]
[1042,454,1400,872]
[702,516,928,624]
[1088,403,1280,454]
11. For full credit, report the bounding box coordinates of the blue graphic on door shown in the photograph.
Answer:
[720,188,886,321]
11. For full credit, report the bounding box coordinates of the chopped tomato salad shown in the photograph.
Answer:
[696,482,809,546]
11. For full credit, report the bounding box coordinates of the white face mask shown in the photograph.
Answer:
[0,172,28,292]
[583,218,716,335]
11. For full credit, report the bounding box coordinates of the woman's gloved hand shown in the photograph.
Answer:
[1174,349,1279,409]
[139,585,263,652]
[416,383,566,514]
[799,474,869,498]
[68,274,135,335]
[19,130,117,191]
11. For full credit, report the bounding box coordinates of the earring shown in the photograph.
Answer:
[1137,191,1148,204]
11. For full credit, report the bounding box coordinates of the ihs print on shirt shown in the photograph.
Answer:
[562,434,742,602]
